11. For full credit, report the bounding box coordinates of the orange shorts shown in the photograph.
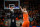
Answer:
[22,21,30,27]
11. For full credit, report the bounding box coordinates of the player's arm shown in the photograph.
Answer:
[20,6,24,12]
[20,6,27,14]
[10,8,14,13]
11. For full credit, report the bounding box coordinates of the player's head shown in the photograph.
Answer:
[23,6,27,11]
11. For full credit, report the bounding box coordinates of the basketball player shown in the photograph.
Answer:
[20,6,30,27]
[10,7,16,27]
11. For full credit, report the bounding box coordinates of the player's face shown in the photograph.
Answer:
[23,8,26,11]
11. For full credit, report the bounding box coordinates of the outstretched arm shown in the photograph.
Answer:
[20,6,27,14]
[20,6,24,12]
[10,8,14,13]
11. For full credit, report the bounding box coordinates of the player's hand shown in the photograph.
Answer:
[20,6,22,9]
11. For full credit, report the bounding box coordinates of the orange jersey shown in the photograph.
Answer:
[22,12,30,27]
[23,13,29,21]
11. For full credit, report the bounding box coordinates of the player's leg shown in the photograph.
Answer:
[22,21,27,27]
[26,21,30,27]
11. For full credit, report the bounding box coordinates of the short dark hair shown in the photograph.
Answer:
[23,6,27,8]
